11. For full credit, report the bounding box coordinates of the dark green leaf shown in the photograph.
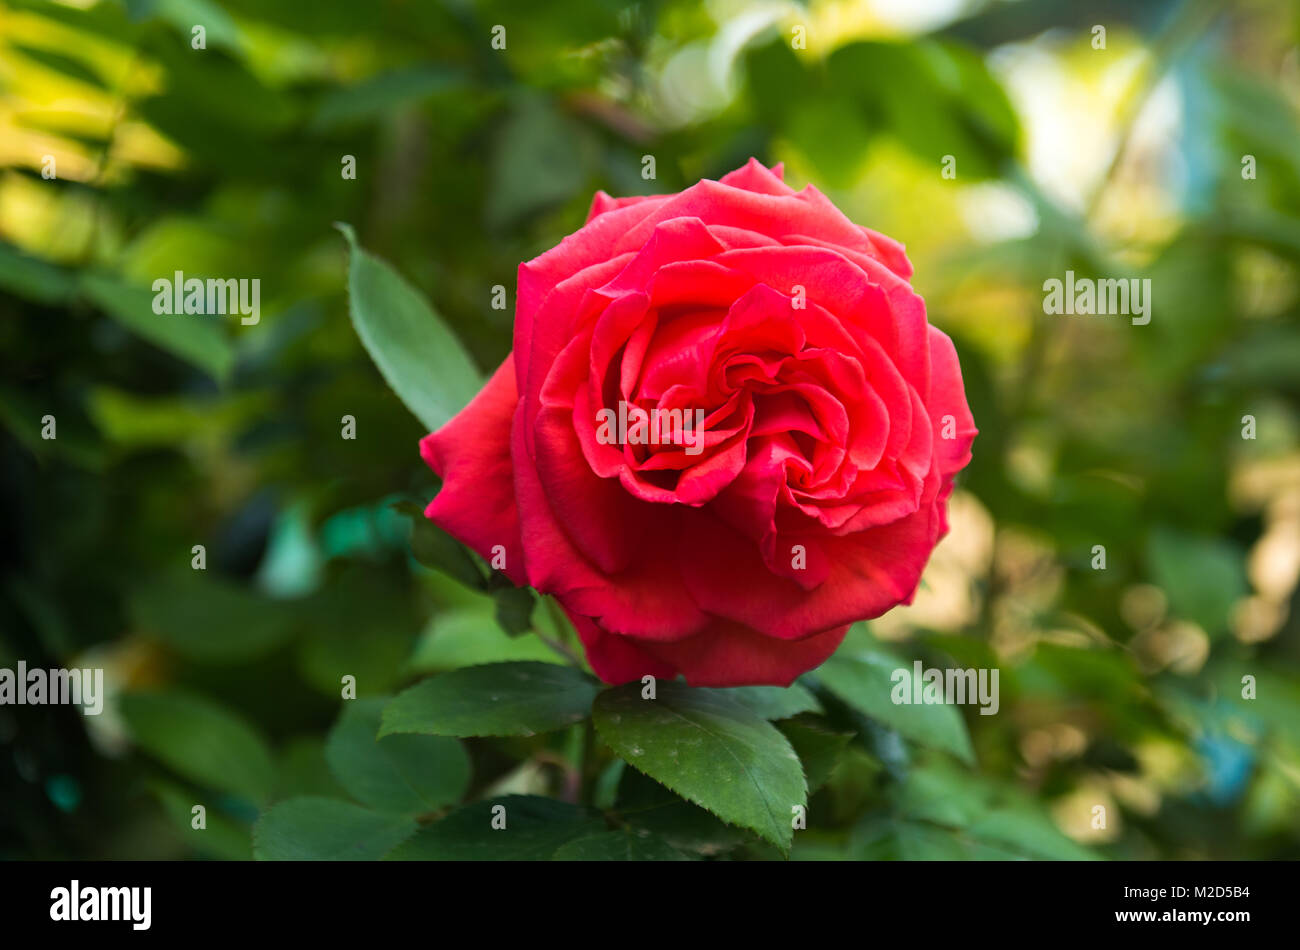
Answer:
[713,683,823,720]
[492,585,536,637]
[389,796,604,860]
[593,681,806,854]
[553,830,691,861]
[381,662,600,738]
[614,767,748,855]
[337,223,483,432]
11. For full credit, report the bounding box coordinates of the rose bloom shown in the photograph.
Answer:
[421,160,976,687]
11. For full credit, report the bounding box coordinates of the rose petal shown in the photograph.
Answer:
[639,618,849,688]
[421,356,525,584]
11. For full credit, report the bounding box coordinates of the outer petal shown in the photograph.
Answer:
[420,356,525,584]
[571,611,848,688]
[586,191,666,223]
[926,326,978,476]
[517,253,634,447]
[680,501,941,639]
[584,158,790,226]
[718,157,794,196]
[568,612,676,684]
[640,619,849,688]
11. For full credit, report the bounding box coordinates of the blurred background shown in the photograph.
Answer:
[2,0,1298,860]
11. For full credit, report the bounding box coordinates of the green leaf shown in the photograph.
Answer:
[336,223,482,432]
[253,797,416,860]
[129,571,295,664]
[713,684,823,720]
[381,662,600,738]
[389,795,604,860]
[325,698,470,815]
[614,767,748,855]
[553,830,691,861]
[776,715,853,793]
[79,273,234,382]
[121,690,275,803]
[593,681,807,854]
[814,628,975,764]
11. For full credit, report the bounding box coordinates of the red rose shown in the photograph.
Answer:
[421,159,976,687]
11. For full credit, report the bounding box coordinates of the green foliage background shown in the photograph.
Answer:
[2,0,1299,860]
